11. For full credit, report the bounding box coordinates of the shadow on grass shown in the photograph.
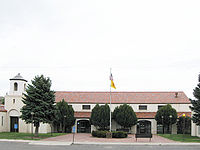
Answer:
[0,132,67,140]
[158,134,200,143]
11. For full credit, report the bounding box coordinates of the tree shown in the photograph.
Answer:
[90,104,100,127]
[177,116,191,134]
[0,97,4,105]
[113,104,137,129]
[54,99,75,133]
[90,104,110,130]
[20,75,56,136]
[155,104,177,133]
[190,74,200,125]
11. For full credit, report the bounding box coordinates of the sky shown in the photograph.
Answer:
[0,0,200,99]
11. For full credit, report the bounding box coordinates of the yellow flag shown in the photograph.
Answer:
[110,73,116,89]
[111,80,116,89]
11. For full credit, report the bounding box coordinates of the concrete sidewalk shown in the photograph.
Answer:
[1,134,200,146]
[41,133,177,143]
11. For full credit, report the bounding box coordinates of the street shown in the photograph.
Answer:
[1,142,200,150]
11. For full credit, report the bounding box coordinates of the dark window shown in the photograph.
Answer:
[158,105,164,110]
[139,105,147,110]
[1,116,3,126]
[24,84,26,91]
[82,105,90,110]
[14,83,18,91]
[13,99,15,104]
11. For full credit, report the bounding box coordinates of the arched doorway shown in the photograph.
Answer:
[137,120,151,134]
[77,120,91,133]
[9,109,20,132]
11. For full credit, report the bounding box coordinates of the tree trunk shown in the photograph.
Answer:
[163,125,165,134]
[62,124,65,133]
[35,126,39,137]
[167,125,170,133]
[50,123,53,136]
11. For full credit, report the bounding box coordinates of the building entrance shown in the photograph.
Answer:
[10,117,19,132]
[137,120,151,134]
[77,120,91,133]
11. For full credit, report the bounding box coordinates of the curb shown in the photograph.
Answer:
[29,141,72,146]
[1,139,200,146]
[0,139,32,143]
[73,142,200,146]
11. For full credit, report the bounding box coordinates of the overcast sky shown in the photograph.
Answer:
[0,0,200,99]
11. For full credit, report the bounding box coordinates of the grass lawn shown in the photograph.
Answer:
[159,134,200,143]
[0,132,67,140]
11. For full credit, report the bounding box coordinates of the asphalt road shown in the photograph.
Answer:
[1,142,200,150]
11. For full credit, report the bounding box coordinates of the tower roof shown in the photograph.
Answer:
[10,73,27,82]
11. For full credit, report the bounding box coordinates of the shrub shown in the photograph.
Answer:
[92,130,127,138]
[112,131,127,138]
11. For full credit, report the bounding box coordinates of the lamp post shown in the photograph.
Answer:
[182,113,186,134]
[161,116,164,134]
[31,112,34,139]
[63,115,66,133]
[169,115,172,134]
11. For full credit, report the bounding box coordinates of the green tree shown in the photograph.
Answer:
[155,104,177,133]
[190,74,200,125]
[0,97,4,105]
[20,75,56,136]
[90,104,110,130]
[54,99,75,133]
[90,104,100,127]
[177,116,191,134]
[113,104,137,129]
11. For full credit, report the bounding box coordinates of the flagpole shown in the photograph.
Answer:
[110,68,112,132]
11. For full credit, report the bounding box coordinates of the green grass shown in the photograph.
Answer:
[0,132,67,140]
[159,134,200,143]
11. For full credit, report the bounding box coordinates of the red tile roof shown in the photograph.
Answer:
[55,91,190,104]
[74,111,191,119]
[75,112,91,118]
[0,106,7,112]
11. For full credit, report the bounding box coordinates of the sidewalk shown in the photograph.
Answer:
[38,133,199,145]
[41,133,177,143]
[1,134,200,146]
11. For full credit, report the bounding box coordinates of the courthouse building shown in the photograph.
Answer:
[0,74,194,135]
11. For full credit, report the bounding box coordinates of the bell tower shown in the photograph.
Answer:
[9,73,27,96]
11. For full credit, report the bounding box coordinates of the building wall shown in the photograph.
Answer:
[4,91,51,133]
[70,103,191,113]
[191,111,200,137]
[191,122,200,137]
[9,80,26,96]
[72,103,190,134]
[0,112,8,132]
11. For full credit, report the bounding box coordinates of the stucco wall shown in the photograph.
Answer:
[9,80,26,96]
[4,94,51,133]
[191,121,200,137]
[70,103,191,113]
[0,112,8,132]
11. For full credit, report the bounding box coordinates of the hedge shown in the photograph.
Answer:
[92,131,127,138]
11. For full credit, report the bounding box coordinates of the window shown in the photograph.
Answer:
[139,105,147,110]
[24,84,26,91]
[158,105,164,110]
[82,105,90,110]
[1,116,3,126]
[198,126,200,135]
[14,83,18,91]
[13,99,15,104]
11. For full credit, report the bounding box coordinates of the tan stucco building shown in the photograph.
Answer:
[0,74,193,135]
